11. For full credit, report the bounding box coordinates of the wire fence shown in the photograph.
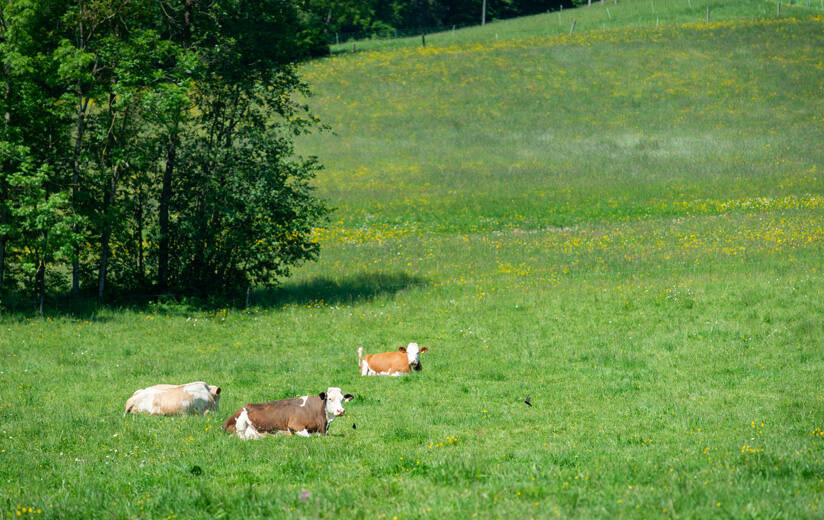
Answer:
[327,22,480,45]
[326,0,823,48]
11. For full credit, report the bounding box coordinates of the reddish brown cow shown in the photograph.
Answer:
[358,343,428,376]
[222,387,354,439]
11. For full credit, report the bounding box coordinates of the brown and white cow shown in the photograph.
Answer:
[124,381,221,416]
[222,387,354,439]
[358,343,428,376]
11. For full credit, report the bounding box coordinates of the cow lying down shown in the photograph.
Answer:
[124,381,221,416]
[223,387,354,439]
[358,342,428,376]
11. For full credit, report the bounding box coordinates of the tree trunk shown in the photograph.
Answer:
[136,183,144,284]
[3,58,10,127]
[183,0,193,43]
[98,164,119,303]
[158,131,175,291]
[71,91,89,296]
[2,57,10,291]
[36,257,45,315]
[71,0,91,296]
[324,8,332,32]
[0,204,7,291]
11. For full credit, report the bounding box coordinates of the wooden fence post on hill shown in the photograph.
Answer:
[570,20,576,34]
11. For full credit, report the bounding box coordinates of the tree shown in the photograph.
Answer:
[6,151,81,313]
[1,0,84,310]
[168,0,328,292]
[1,0,329,307]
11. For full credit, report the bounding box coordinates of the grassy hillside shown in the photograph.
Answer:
[330,0,822,52]
[2,6,824,520]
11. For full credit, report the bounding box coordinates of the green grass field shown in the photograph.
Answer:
[2,4,824,519]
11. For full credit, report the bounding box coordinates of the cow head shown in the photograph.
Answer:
[208,385,221,413]
[399,343,428,370]
[319,387,354,421]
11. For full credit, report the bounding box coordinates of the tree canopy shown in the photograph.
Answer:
[1,0,328,311]
[298,0,579,39]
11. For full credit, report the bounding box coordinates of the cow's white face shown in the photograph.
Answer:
[322,387,354,421]
[404,343,428,368]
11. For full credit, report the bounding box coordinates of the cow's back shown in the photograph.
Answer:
[362,352,410,375]
[152,386,194,415]
[125,381,219,416]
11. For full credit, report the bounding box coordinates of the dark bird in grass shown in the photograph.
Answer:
[353,423,357,429]
[524,396,532,406]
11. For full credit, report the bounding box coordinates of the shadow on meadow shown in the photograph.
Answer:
[0,271,427,319]
[257,271,428,308]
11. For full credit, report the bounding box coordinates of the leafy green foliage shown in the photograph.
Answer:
[0,0,329,307]
[298,0,574,37]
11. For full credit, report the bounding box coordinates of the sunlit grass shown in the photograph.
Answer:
[2,8,824,520]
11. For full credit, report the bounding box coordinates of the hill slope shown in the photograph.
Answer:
[1,9,823,520]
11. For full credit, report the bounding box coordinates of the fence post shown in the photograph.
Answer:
[570,20,576,34]
[706,6,710,22]
[422,33,426,47]
[777,2,781,15]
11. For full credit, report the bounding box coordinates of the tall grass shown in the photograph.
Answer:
[2,6,824,519]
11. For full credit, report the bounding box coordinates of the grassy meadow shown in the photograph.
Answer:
[2,4,824,519]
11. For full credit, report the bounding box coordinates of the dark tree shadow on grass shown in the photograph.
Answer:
[253,271,429,308]
[0,271,428,319]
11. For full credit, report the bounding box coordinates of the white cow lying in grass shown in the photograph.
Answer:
[124,381,221,416]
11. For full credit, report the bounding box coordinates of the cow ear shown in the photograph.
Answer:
[318,392,326,400]
[398,347,407,352]
[343,394,354,402]
[419,347,428,353]
[214,387,221,395]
